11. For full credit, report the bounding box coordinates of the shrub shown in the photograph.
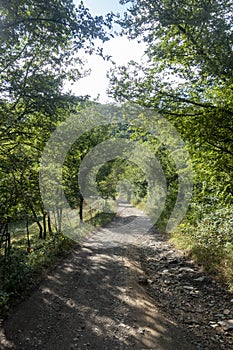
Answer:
[171,206,233,290]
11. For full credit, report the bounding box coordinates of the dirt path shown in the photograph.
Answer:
[1,202,232,349]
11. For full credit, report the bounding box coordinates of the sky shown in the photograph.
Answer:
[78,0,128,15]
[65,0,146,103]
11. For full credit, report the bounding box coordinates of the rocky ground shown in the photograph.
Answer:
[1,202,233,350]
[131,229,233,349]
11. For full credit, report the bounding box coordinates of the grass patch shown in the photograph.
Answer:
[0,233,74,316]
[170,207,233,291]
[87,211,116,227]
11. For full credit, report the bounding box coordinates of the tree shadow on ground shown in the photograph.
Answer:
[2,207,208,350]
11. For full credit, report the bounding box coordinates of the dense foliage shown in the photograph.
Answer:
[1,0,233,313]
[108,0,233,287]
[0,0,114,312]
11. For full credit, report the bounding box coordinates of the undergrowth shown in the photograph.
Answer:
[0,209,116,316]
[87,211,115,227]
[0,234,74,316]
[170,206,233,292]
[133,198,233,292]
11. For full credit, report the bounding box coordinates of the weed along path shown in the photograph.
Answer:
[1,202,233,349]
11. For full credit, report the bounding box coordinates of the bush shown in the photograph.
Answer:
[0,234,74,315]
[171,206,233,290]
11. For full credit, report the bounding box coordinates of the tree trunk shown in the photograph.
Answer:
[6,223,10,255]
[79,195,84,222]
[30,205,43,239]
[2,223,10,283]
[53,209,58,233]
[42,212,47,240]
[26,217,31,249]
[56,207,63,234]
[47,211,53,236]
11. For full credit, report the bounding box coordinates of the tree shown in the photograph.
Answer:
[109,0,233,147]
[0,0,113,102]
[109,0,233,200]
[0,0,113,137]
[0,0,114,228]
[63,119,114,222]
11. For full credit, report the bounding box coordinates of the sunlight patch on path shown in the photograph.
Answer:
[84,201,152,249]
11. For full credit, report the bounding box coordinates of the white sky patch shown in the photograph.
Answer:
[64,36,146,103]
